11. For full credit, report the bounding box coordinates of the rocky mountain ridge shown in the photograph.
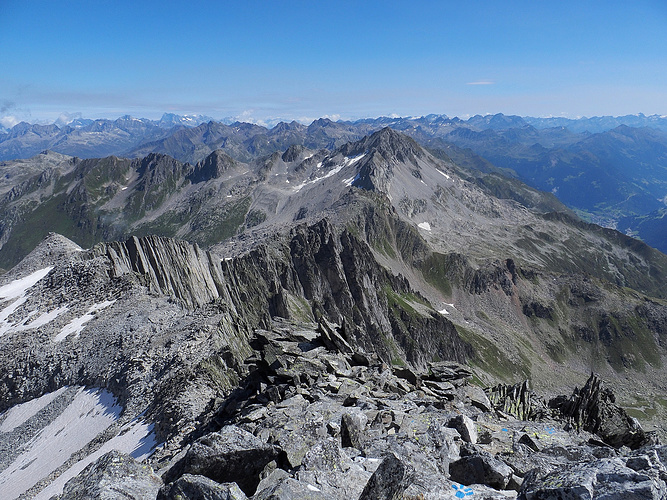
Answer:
[0,223,664,497]
[1,130,666,397]
[2,260,665,498]
[1,127,667,498]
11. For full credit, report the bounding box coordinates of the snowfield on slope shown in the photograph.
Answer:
[293,154,366,192]
[0,387,156,500]
[54,299,116,342]
[0,267,53,336]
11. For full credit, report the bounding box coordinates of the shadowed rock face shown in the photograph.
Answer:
[358,452,415,500]
[162,426,282,496]
[97,222,472,366]
[189,150,238,184]
[549,373,649,449]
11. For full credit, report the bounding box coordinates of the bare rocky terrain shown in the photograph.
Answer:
[0,128,666,498]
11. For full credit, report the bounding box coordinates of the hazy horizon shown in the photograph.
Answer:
[5,110,667,131]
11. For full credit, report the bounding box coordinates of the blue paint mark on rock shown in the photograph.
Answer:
[452,483,474,497]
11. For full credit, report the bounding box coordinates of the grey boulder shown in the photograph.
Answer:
[157,474,247,500]
[520,455,667,499]
[56,450,162,500]
[162,425,282,497]
[358,452,415,500]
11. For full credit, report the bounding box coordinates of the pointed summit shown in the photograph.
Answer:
[343,127,424,164]
[338,128,427,193]
[189,150,237,183]
[281,144,307,163]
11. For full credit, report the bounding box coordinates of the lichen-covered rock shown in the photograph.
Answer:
[449,448,514,490]
[253,477,328,499]
[449,414,478,444]
[341,411,369,450]
[519,456,667,499]
[487,380,549,421]
[300,438,347,472]
[157,474,247,500]
[358,452,415,500]
[426,361,473,383]
[459,384,494,413]
[55,450,162,500]
[162,426,282,496]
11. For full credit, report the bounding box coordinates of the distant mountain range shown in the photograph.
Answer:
[3,112,667,161]
[1,112,667,253]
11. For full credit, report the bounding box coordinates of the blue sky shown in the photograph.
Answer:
[1,0,666,126]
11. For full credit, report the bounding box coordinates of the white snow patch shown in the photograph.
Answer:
[0,267,53,337]
[343,153,365,166]
[0,388,123,500]
[293,160,353,192]
[343,172,361,187]
[322,163,345,179]
[418,222,432,231]
[14,306,68,332]
[438,303,456,315]
[54,300,115,342]
[438,170,450,180]
[294,154,366,192]
[0,267,53,301]
[0,296,28,336]
[0,387,68,433]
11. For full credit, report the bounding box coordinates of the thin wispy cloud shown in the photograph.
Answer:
[466,81,495,85]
